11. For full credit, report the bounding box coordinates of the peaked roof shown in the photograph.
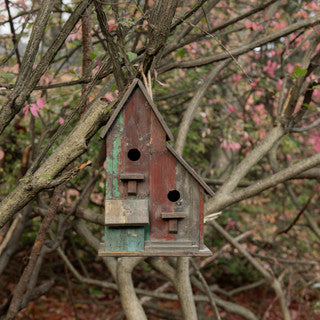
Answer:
[166,144,214,196]
[100,78,174,140]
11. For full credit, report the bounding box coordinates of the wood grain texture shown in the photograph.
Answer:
[161,212,187,219]
[100,79,174,141]
[99,243,212,256]
[100,79,213,256]
[104,227,145,252]
[105,199,149,226]
[123,86,151,199]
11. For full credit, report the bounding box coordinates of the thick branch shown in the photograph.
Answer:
[0,97,112,227]
[117,258,147,320]
[206,151,320,214]
[175,59,230,155]
[5,183,64,320]
[94,0,125,90]
[142,0,179,74]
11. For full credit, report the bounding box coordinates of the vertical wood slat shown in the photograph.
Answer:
[168,219,178,233]
[128,180,137,194]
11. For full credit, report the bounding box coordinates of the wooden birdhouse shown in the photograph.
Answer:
[98,79,214,256]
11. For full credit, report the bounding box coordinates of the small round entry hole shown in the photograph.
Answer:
[167,190,181,202]
[128,148,141,161]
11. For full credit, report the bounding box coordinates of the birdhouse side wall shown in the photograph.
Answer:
[199,186,205,250]
[173,160,200,246]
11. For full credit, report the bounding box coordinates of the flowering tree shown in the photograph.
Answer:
[0,0,320,319]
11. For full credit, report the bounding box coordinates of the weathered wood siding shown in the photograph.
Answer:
[100,81,212,256]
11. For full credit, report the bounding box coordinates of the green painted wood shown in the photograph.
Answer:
[105,114,124,200]
[104,226,145,252]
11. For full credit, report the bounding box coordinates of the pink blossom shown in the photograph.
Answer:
[276,79,283,91]
[108,24,116,32]
[221,139,241,151]
[23,104,39,118]
[37,97,45,109]
[307,1,319,10]
[228,105,236,113]
[309,134,320,152]
[59,117,64,125]
[0,149,4,161]
[69,33,78,41]
[246,22,263,30]
[105,93,114,102]
[263,60,278,77]
[251,80,258,89]
[275,12,280,19]
[274,21,288,29]
[313,88,320,100]
[29,104,39,117]
[23,97,46,118]
[225,218,236,231]
[287,63,294,74]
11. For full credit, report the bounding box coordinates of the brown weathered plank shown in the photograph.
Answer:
[99,243,212,256]
[105,199,149,226]
[168,219,178,233]
[127,180,137,194]
[161,212,187,219]
[120,173,145,180]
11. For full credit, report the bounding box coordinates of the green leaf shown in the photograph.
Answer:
[1,71,15,79]
[302,103,315,110]
[68,70,76,75]
[127,51,137,62]
[293,65,307,78]
[40,174,51,179]
[89,52,96,60]
[176,48,186,58]
[19,177,30,182]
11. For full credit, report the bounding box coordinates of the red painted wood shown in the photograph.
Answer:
[122,87,151,198]
[150,110,175,241]
[199,187,205,250]
[128,180,137,194]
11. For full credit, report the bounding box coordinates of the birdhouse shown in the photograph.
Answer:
[98,79,214,256]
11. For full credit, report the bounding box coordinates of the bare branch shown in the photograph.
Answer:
[159,15,320,73]
[0,0,93,135]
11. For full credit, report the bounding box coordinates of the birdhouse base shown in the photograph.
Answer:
[98,243,212,256]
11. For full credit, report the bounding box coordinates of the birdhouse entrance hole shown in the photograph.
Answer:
[128,148,141,161]
[167,190,180,202]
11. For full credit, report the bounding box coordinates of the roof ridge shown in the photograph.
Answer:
[100,78,174,141]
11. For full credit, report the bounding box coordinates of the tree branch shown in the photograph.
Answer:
[159,15,320,73]
[0,0,93,135]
